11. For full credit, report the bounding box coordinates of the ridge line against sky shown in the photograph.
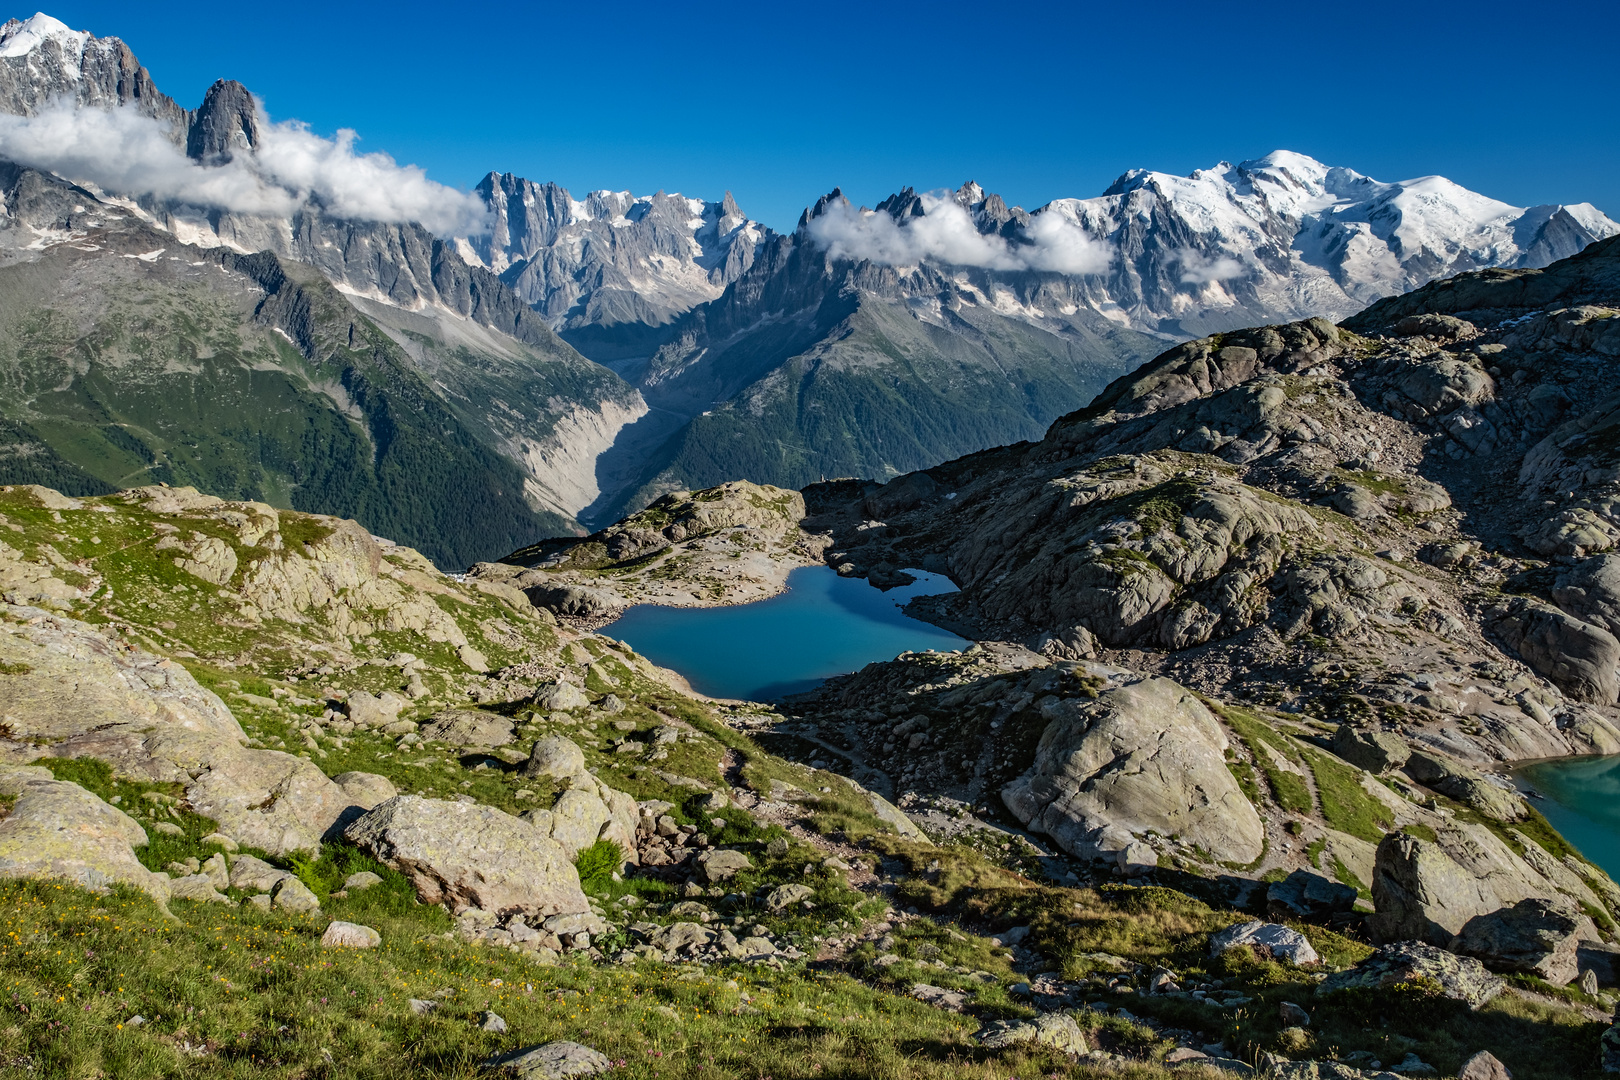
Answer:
[21,0,1620,232]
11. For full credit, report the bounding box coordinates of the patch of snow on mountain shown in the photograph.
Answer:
[0,13,88,60]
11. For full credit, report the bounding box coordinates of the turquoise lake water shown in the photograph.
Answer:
[1515,756,1620,878]
[599,565,967,701]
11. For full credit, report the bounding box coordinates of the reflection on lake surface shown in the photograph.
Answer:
[1516,755,1620,878]
[599,565,966,701]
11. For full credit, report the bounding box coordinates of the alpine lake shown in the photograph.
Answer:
[1517,755,1620,879]
[599,565,966,700]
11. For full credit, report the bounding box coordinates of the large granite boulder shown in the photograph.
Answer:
[1002,676,1264,865]
[1368,828,1568,945]
[0,767,170,903]
[1450,898,1595,985]
[525,735,588,780]
[343,795,588,918]
[332,772,398,810]
[1318,941,1504,1009]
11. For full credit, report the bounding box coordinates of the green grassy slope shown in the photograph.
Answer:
[0,247,601,569]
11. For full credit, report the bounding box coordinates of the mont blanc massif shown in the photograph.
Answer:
[6,11,1620,1080]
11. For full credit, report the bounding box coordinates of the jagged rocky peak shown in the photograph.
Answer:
[0,12,185,134]
[186,78,258,164]
[463,171,770,332]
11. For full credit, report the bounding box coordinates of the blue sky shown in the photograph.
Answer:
[32,0,1620,231]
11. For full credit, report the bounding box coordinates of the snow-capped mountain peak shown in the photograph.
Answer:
[0,13,88,59]
[809,151,1619,338]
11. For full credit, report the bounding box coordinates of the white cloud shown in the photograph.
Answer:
[805,190,1109,275]
[0,101,490,236]
[1177,249,1246,284]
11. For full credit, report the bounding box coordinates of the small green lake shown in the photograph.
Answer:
[1515,755,1620,878]
[599,565,966,701]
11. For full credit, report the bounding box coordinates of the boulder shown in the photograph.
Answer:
[0,611,243,745]
[1267,869,1359,921]
[1403,754,1528,823]
[346,690,411,729]
[418,710,515,747]
[168,873,230,903]
[1554,554,1620,638]
[696,849,752,882]
[973,1012,1087,1054]
[1331,724,1410,773]
[1457,1051,1511,1080]
[485,1041,611,1079]
[534,681,590,711]
[332,772,398,811]
[200,853,228,889]
[1002,677,1264,866]
[1367,830,1559,945]
[321,921,381,948]
[1318,941,1504,1009]
[343,871,383,892]
[272,876,320,913]
[517,738,639,863]
[1579,941,1620,987]
[649,922,714,953]
[1398,356,1493,415]
[1450,898,1593,985]
[910,984,969,1011]
[229,854,292,893]
[1395,314,1476,341]
[0,773,170,903]
[343,795,588,919]
[176,739,354,854]
[1210,921,1319,966]
[765,883,815,910]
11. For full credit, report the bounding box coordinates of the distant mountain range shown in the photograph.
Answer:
[0,12,1614,555]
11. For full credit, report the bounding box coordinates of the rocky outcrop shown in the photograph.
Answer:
[1489,597,1620,704]
[0,766,169,903]
[1,606,357,853]
[505,481,806,571]
[1002,676,1264,866]
[343,796,589,919]
[1332,725,1411,774]
[0,608,243,745]
[1319,941,1504,1009]
[1450,898,1594,985]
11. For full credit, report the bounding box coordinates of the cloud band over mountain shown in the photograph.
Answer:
[0,101,490,235]
[804,191,1110,275]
